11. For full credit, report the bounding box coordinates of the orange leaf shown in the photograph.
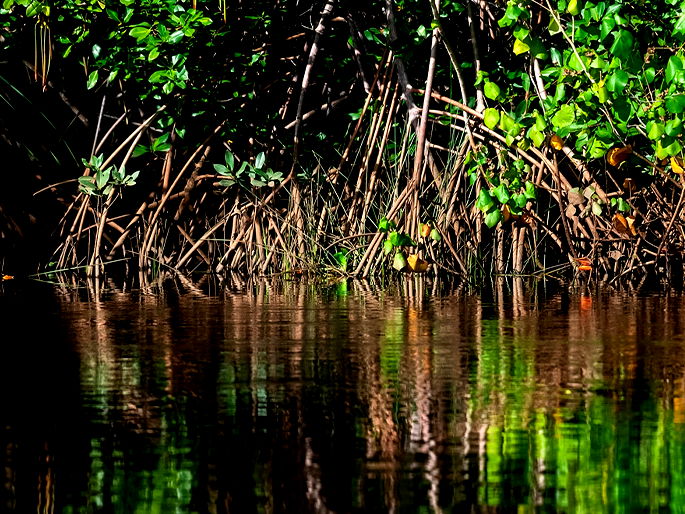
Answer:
[574,257,591,267]
[550,134,564,150]
[407,254,429,273]
[606,145,633,167]
[420,223,432,237]
[671,156,685,174]
[626,215,638,236]
[578,265,592,271]
[2,275,13,281]
[613,213,629,235]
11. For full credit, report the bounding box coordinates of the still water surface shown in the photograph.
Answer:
[1,278,685,513]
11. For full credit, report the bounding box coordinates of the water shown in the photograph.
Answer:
[2,278,685,513]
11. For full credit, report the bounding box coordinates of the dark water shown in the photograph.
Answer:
[2,277,685,513]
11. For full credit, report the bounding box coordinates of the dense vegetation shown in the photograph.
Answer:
[2,0,685,281]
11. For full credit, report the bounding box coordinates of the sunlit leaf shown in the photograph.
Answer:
[606,145,632,166]
[483,108,500,129]
[550,134,564,150]
[513,38,530,55]
[671,156,685,174]
[407,254,429,273]
[392,252,407,271]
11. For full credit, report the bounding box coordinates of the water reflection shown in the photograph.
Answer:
[1,277,685,512]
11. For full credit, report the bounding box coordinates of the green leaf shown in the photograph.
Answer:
[129,26,151,41]
[551,104,575,128]
[606,70,629,93]
[484,209,502,228]
[476,189,495,213]
[666,95,685,114]
[513,38,530,55]
[530,127,546,147]
[617,197,630,212]
[609,29,634,59]
[213,163,229,175]
[591,201,602,216]
[383,239,394,255]
[483,108,500,129]
[379,217,395,232]
[647,121,665,140]
[666,118,683,137]
[429,229,442,241]
[492,183,510,204]
[225,150,235,171]
[666,55,684,84]
[86,70,98,90]
[392,252,407,271]
[95,168,110,190]
[255,152,266,169]
[484,81,501,101]
[524,181,536,200]
[332,251,348,271]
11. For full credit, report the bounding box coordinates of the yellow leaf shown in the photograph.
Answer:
[607,145,633,166]
[407,254,429,273]
[671,156,685,174]
[550,134,564,150]
[626,215,638,236]
[513,38,530,55]
[613,213,630,235]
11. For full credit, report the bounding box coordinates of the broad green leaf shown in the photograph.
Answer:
[476,189,495,213]
[484,209,502,228]
[567,0,580,15]
[492,183,510,204]
[383,239,394,255]
[606,70,629,93]
[665,118,683,137]
[484,82,501,101]
[551,104,575,128]
[666,95,685,114]
[524,181,537,200]
[483,108,500,129]
[609,29,634,59]
[666,55,684,84]
[600,17,616,41]
[528,126,545,147]
[129,26,151,41]
[647,121,664,140]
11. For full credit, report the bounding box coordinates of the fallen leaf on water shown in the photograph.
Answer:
[607,145,633,166]
[407,254,429,273]
[2,275,13,281]
[550,134,564,150]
